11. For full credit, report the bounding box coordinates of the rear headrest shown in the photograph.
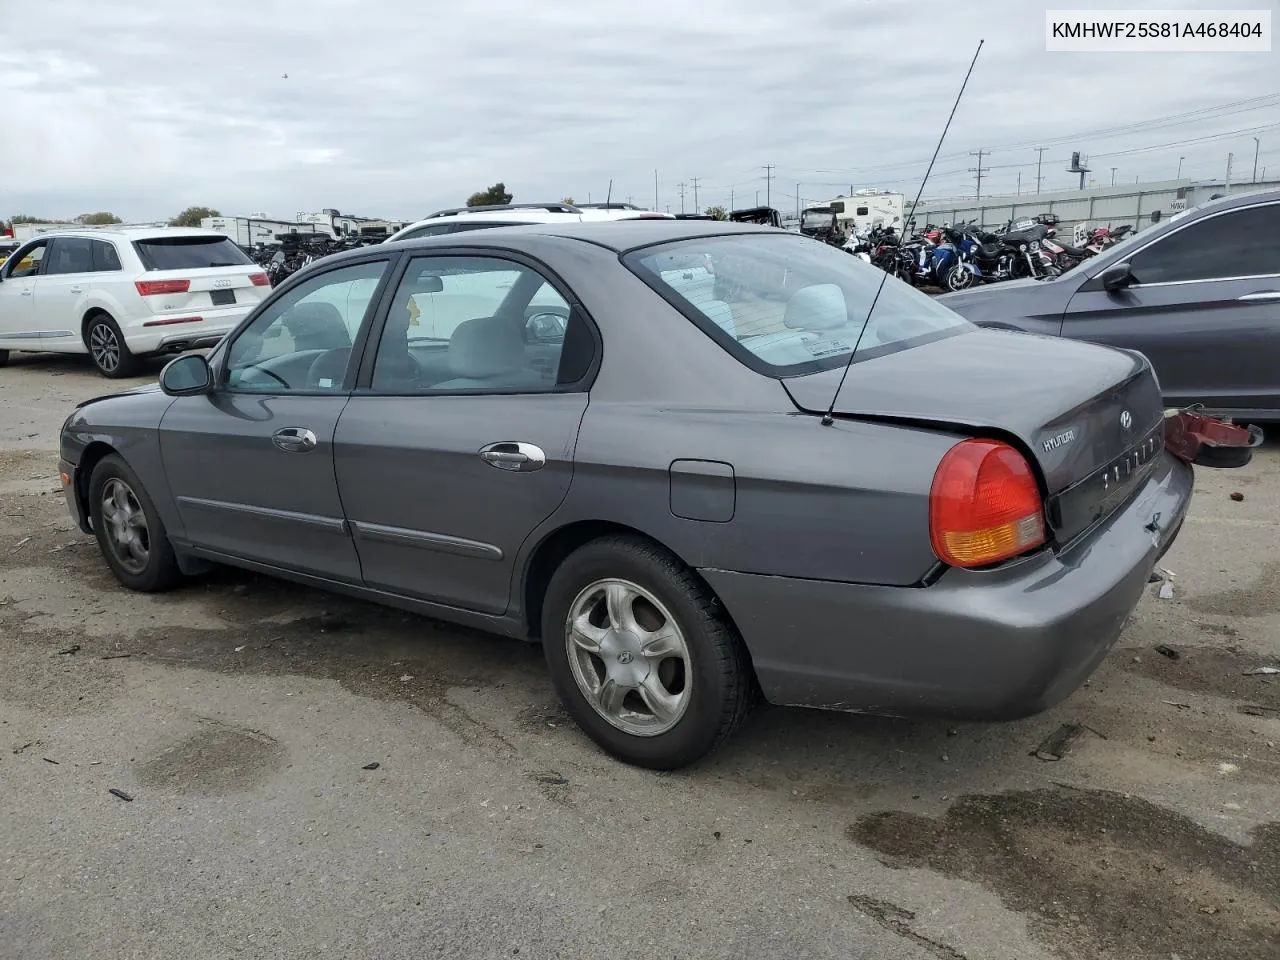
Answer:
[783,284,848,331]
[448,316,524,380]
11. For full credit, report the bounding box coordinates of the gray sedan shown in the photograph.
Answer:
[59,221,1193,769]
[939,188,1280,420]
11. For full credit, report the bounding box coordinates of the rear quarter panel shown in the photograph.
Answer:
[563,400,962,586]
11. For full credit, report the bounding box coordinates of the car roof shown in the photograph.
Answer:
[343,220,787,263]
[17,227,233,242]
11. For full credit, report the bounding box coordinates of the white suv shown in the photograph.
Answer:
[0,228,271,378]
[385,202,672,243]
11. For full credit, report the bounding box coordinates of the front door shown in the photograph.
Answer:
[334,253,592,615]
[1062,200,1280,414]
[0,239,50,347]
[158,257,393,580]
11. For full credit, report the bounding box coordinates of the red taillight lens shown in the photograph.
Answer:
[135,279,190,296]
[249,272,269,286]
[929,438,1045,568]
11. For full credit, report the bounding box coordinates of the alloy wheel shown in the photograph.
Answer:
[100,478,150,574]
[564,578,692,737]
[89,322,120,374]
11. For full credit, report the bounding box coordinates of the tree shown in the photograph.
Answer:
[76,212,122,225]
[9,214,45,224]
[466,183,512,207]
[169,206,221,227]
[705,205,728,221]
[561,196,575,206]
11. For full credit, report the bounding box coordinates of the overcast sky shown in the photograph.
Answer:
[3,0,1276,223]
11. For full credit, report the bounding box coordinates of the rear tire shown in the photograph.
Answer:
[541,536,754,770]
[88,454,182,592]
[85,313,141,379]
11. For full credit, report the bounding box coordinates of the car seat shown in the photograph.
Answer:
[432,316,544,391]
[783,284,848,331]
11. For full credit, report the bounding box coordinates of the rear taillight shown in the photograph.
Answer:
[135,279,190,296]
[249,272,269,286]
[929,438,1045,568]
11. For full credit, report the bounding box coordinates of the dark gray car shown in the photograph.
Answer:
[59,221,1193,769]
[938,188,1280,420]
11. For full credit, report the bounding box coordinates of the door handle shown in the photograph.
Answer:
[20,289,32,296]
[272,427,317,453]
[1237,291,1280,302]
[69,286,84,294]
[479,441,546,472]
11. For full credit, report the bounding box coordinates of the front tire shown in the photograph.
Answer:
[946,265,974,291]
[88,454,182,592]
[541,536,754,770]
[85,313,141,378]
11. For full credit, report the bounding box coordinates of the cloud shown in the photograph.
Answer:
[1,0,1275,222]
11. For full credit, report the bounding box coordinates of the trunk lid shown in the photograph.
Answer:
[783,328,1166,544]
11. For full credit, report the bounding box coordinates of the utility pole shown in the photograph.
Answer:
[677,182,686,214]
[1177,156,1185,178]
[1110,167,1117,186]
[690,176,701,213]
[1225,152,1234,192]
[730,188,734,212]
[762,165,774,208]
[654,169,659,211]
[755,190,760,206]
[1017,171,1022,196]
[1034,146,1047,194]
[969,148,987,201]
[1253,137,1261,182]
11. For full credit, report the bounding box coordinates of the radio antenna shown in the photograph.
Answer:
[821,39,984,426]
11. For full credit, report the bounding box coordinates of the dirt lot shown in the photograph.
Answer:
[2,351,1278,960]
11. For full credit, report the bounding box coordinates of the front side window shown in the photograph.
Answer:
[4,240,49,278]
[370,255,573,393]
[625,232,971,375]
[1128,203,1280,284]
[224,259,389,393]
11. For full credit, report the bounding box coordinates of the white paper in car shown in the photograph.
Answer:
[804,337,851,358]
[319,378,333,388]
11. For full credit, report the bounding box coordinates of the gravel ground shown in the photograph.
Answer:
[1,351,1277,960]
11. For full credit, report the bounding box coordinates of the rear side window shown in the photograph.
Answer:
[45,238,96,275]
[92,240,122,272]
[133,236,253,271]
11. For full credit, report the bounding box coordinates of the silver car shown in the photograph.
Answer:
[59,221,1194,769]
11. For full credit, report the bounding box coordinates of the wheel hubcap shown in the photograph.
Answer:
[100,478,150,573]
[565,578,691,737]
[90,323,119,373]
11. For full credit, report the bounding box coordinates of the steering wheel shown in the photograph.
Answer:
[242,364,290,389]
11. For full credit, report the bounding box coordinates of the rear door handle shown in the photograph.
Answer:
[479,441,546,472]
[1237,291,1280,302]
[69,286,84,294]
[272,427,317,453]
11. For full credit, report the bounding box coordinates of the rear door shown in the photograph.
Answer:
[0,239,49,345]
[1062,200,1280,413]
[334,253,592,615]
[36,237,105,343]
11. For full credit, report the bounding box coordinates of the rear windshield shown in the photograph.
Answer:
[623,232,971,376]
[133,236,253,271]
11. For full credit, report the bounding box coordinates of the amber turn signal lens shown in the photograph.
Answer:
[929,438,1046,568]
[60,472,71,488]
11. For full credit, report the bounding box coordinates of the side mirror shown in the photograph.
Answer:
[159,353,213,396]
[1100,262,1135,293]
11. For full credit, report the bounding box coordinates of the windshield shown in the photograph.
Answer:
[801,210,832,228]
[624,232,971,376]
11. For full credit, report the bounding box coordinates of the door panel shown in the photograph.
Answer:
[334,393,587,613]
[37,237,97,341]
[1062,201,1280,413]
[0,240,48,345]
[159,395,360,578]
[157,257,393,579]
[1063,280,1280,412]
[334,252,592,614]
